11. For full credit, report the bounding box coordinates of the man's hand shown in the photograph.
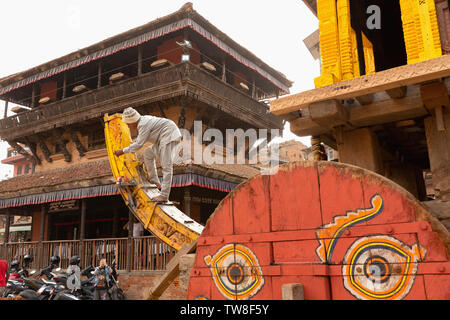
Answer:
[114,149,124,157]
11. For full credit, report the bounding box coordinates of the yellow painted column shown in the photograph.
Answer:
[362,32,376,75]
[315,0,342,88]
[351,28,361,78]
[337,0,359,81]
[400,0,442,64]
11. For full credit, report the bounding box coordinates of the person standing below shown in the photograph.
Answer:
[0,259,9,297]
[122,217,144,237]
[133,218,144,238]
[93,258,113,300]
[114,107,182,203]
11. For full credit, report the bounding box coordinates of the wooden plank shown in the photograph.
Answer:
[355,94,373,105]
[290,94,428,138]
[386,86,407,99]
[349,94,428,127]
[146,240,197,300]
[308,99,348,129]
[290,116,329,137]
[137,45,142,76]
[270,162,322,231]
[420,81,450,112]
[424,110,450,201]
[270,54,450,115]
[435,106,446,131]
[337,128,384,175]
[233,175,271,235]
[316,162,366,243]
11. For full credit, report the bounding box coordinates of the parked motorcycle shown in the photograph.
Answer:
[55,256,96,300]
[2,255,69,300]
[2,255,39,298]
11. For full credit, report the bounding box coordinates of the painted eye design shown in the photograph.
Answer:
[342,235,426,300]
[204,244,264,300]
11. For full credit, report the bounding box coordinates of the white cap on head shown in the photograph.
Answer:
[122,107,141,124]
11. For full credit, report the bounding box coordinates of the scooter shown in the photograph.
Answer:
[58,265,96,300]
[2,256,39,298]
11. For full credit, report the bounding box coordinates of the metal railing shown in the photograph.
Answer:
[0,236,176,272]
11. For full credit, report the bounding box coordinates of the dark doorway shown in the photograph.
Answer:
[350,0,407,74]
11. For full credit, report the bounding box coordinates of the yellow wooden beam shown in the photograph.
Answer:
[400,0,442,64]
[315,0,342,87]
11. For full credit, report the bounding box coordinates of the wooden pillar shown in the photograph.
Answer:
[184,189,191,217]
[251,78,256,99]
[137,45,143,76]
[31,84,36,108]
[39,205,47,241]
[38,205,48,268]
[79,199,87,266]
[80,199,87,240]
[97,62,102,89]
[62,72,67,99]
[112,207,119,238]
[337,127,384,175]
[421,81,450,200]
[128,210,133,238]
[4,209,11,244]
[127,210,133,272]
[3,101,8,119]
[311,136,327,161]
[425,109,450,201]
[387,163,427,201]
[314,0,341,88]
[221,57,226,82]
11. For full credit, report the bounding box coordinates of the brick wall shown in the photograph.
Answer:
[118,271,187,300]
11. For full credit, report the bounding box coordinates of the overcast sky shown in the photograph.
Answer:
[0,0,320,179]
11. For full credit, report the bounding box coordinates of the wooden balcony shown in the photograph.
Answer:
[0,236,176,272]
[0,62,283,142]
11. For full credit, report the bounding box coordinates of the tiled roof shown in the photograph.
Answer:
[0,160,113,196]
[0,159,260,198]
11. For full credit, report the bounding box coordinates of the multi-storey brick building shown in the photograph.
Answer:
[1,146,34,177]
[0,3,291,274]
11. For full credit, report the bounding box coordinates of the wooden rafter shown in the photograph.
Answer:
[37,134,52,163]
[54,129,72,162]
[23,137,41,165]
[69,129,87,157]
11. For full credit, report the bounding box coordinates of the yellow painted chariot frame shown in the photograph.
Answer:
[104,113,203,251]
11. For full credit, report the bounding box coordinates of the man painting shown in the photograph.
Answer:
[114,107,182,203]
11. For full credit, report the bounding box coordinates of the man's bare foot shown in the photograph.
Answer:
[151,195,168,203]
